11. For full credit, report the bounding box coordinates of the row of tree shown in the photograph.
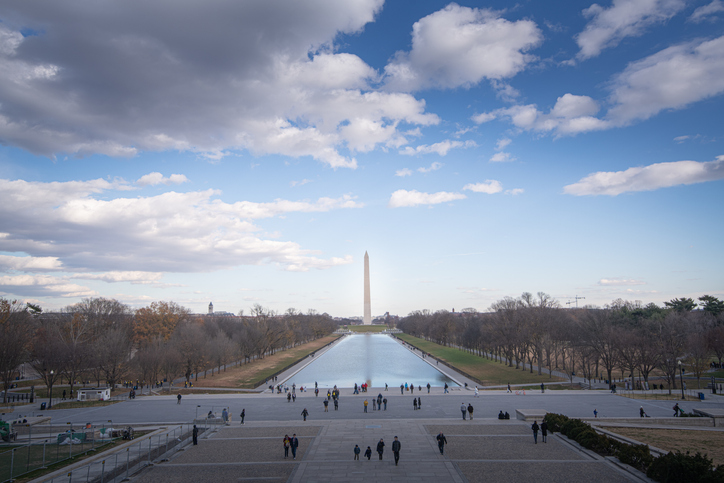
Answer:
[0,298,337,404]
[398,294,724,390]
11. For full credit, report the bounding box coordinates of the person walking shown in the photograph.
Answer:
[436,432,447,455]
[540,383,545,393]
[240,409,245,425]
[400,384,404,395]
[222,408,229,423]
[287,392,292,402]
[290,434,299,460]
[354,444,361,460]
[177,393,182,404]
[411,385,414,394]
[292,393,296,403]
[364,446,372,460]
[593,409,598,418]
[192,424,198,445]
[301,408,309,421]
[376,439,385,460]
[385,383,388,391]
[461,403,467,420]
[444,383,449,394]
[541,420,548,443]
[474,386,479,397]
[392,436,401,466]
[373,398,376,411]
[283,435,290,458]
[364,400,368,413]
[417,397,421,410]
[532,421,540,444]
[323,399,329,412]
[427,383,431,393]
[383,397,387,410]
[334,398,339,410]
[467,403,474,420]
[507,383,511,393]
[673,403,680,417]
[413,398,417,410]
[640,406,646,418]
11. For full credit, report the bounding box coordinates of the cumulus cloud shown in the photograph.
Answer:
[495,138,512,150]
[689,0,724,22]
[290,179,312,187]
[599,278,646,286]
[0,1,450,169]
[72,271,164,284]
[607,36,724,123]
[388,189,466,207]
[563,155,724,195]
[417,162,444,173]
[505,188,524,195]
[0,177,361,279]
[383,3,542,91]
[490,152,516,162]
[463,180,503,194]
[575,0,685,60]
[0,255,63,271]
[395,168,413,177]
[137,172,189,186]
[400,140,476,156]
[0,274,96,298]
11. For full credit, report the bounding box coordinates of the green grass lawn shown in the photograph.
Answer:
[345,325,387,333]
[395,333,565,386]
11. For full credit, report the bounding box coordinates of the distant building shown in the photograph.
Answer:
[208,302,214,315]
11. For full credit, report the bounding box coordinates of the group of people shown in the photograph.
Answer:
[497,410,511,419]
[460,403,474,420]
[353,437,402,465]
[283,434,300,459]
[363,393,388,412]
[530,420,548,443]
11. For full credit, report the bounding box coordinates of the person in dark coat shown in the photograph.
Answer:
[413,398,417,410]
[177,393,182,404]
[541,420,548,443]
[417,397,421,409]
[354,444,361,460]
[376,439,385,460]
[290,434,299,460]
[283,435,290,458]
[240,409,245,424]
[301,408,309,421]
[392,436,401,466]
[467,403,474,420]
[364,446,372,460]
[531,421,540,444]
[436,432,447,455]
[192,425,198,445]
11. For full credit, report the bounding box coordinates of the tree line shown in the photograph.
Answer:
[0,298,337,404]
[398,293,724,390]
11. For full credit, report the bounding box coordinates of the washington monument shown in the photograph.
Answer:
[363,251,371,325]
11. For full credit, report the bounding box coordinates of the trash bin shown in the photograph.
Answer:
[699,392,705,400]
[40,402,46,410]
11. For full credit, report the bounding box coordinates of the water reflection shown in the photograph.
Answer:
[286,334,458,388]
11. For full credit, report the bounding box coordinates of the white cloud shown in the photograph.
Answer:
[495,138,512,150]
[290,179,312,187]
[689,0,724,22]
[72,271,164,284]
[563,155,724,196]
[417,162,444,173]
[395,168,413,177]
[505,188,524,195]
[471,112,497,124]
[607,36,724,123]
[0,255,63,271]
[463,180,503,194]
[400,140,476,156]
[575,0,686,60]
[388,189,466,208]
[383,3,542,91]
[0,177,361,274]
[137,172,189,186]
[490,152,516,163]
[0,1,452,169]
[0,274,96,298]
[599,278,646,286]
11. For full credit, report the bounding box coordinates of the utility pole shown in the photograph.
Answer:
[566,296,586,309]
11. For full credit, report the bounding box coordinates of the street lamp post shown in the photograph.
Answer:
[48,370,54,409]
[678,361,685,400]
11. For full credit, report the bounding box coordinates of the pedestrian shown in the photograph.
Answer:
[474,386,479,397]
[640,406,646,418]
[334,398,339,410]
[383,397,387,410]
[417,397,421,410]
[436,432,447,455]
[364,400,368,412]
[292,393,296,403]
[290,434,299,460]
[323,399,329,412]
[283,435,290,458]
[541,420,548,443]
[315,388,319,397]
[541,383,545,393]
[400,384,404,395]
[392,436,401,466]
[444,383,449,394]
[177,393,182,404]
[62,389,66,400]
[531,421,539,444]
[287,393,292,402]
[427,382,431,393]
[373,398,376,411]
[376,438,385,460]
[364,446,372,460]
[467,403,474,420]
[673,403,680,417]
[413,398,417,410]
[222,408,228,423]
[239,408,245,424]
[507,383,511,393]
[192,424,199,445]
[411,385,414,394]
[301,408,309,421]
[354,444,361,460]
[385,383,388,391]
[461,403,467,420]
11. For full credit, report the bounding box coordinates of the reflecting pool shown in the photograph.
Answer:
[286,334,458,388]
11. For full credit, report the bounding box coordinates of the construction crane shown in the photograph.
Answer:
[566,296,586,309]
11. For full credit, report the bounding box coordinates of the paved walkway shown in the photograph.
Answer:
[130,418,644,483]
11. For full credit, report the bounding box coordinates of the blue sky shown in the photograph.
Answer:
[0,0,722,316]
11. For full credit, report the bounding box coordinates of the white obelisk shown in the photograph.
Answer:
[363,251,371,325]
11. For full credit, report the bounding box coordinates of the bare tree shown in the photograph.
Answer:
[0,299,36,403]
